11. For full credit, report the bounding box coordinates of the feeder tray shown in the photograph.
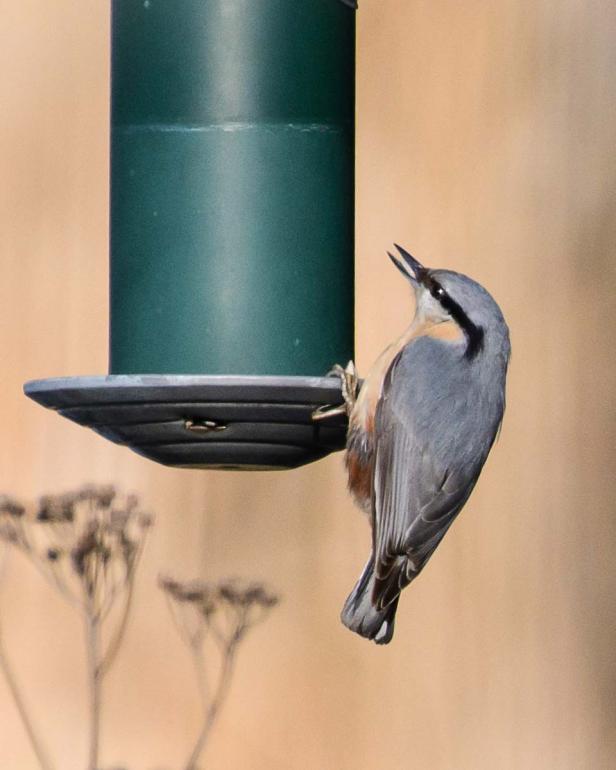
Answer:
[24,375,348,470]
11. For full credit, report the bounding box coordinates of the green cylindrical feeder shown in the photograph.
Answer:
[25,0,356,470]
[111,0,355,376]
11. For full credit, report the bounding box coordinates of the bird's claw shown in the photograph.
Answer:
[312,360,359,422]
[329,361,359,408]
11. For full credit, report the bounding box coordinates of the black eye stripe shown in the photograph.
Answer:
[426,277,484,360]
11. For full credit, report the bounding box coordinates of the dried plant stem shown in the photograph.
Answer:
[85,609,102,770]
[0,621,56,770]
[191,642,210,710]
[97,565,138,678]
[184,641,238,770]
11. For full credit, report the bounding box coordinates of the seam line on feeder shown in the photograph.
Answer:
[58,400,339,410]
[113,121,347,135]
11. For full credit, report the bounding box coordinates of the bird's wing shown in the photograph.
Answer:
[371,336,493,611]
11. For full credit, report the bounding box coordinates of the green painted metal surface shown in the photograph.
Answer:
[110,0,355,376]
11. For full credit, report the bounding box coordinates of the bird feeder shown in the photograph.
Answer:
[25,0,356,470]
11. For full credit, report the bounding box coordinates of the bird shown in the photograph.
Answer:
[314,245,510,644]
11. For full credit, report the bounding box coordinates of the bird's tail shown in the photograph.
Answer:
[341,557,399,645]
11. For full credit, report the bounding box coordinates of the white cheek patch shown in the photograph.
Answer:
[417,290,450,324]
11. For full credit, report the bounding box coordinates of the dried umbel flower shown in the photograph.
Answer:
[0,484,154,770]
[159,576,219,619]
[160,575,279,610]
[0,484,153,631]
[160,573,280,770]
[160,574,280,645]
[215,578,280,644]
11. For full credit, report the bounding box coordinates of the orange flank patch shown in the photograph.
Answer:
[346,316,463,513]
[346,450,372,510]
[364,410,375,434]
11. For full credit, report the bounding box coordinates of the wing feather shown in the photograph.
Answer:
[371,335,503,612]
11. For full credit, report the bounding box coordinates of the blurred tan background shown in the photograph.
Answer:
[2,1,616,768]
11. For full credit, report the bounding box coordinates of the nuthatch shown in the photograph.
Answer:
[315,245,510,644]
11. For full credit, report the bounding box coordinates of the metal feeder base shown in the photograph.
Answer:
[23,375,348,470]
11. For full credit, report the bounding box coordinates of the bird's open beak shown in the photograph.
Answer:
[387,244,427,286]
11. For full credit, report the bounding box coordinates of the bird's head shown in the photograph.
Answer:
[388,244,508,360]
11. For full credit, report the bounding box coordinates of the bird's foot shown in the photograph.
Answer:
[312,360,359,422]
[330,361,359,410]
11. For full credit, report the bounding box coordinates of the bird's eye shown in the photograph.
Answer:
[431,284,446,300]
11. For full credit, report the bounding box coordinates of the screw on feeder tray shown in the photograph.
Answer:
[184,419,228,434]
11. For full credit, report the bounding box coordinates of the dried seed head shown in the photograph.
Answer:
[159,576,219,616]
[160,575,280,634]
[0,495,25,518]
[218,579,280,609]
[75,484,116,508]
[110,508,130,531]
[125,493,139,511]
[71,523,102,578]
[138,512,154,529]
[36,493,76,522]
[2,484,151,623]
